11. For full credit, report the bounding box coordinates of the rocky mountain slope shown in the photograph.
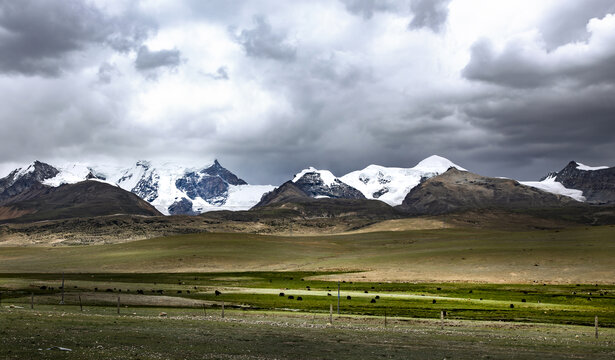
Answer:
[549,161,614,204]
[398,168,577,215]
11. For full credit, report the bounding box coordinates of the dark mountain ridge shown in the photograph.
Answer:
[0,180,161,223]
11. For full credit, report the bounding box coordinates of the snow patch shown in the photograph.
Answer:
[521,177,585,202]
[576,163,609,171]
[14,163,36,178]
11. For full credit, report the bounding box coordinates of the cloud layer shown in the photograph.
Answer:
[0,0,614,184]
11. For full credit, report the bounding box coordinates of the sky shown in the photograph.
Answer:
[1,0,614,185]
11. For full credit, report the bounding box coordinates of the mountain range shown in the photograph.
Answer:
[0,155,613,222]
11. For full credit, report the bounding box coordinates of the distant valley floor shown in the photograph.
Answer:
[1,226,614,284]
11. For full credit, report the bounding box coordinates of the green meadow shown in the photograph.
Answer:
[2,271,615,327]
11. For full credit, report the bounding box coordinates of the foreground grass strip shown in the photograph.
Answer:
[1,306,614,360]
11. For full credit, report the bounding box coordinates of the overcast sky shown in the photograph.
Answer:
[1,0,614,184]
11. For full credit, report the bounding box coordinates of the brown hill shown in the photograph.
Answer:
[0,180,161,222]
[397,168,577,215]
[253,181,311,208]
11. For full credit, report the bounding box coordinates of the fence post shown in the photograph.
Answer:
[384,309,387,328]
[79,295,83,312]
[337,282,340,315]
[117,296,120,315]
[595,316,599,339]
[329,304,333,324]
[202,303,206,316]
[31,293,34,309]
[60,272,65,305]
[221,301,225,318]
[441,310,444,330]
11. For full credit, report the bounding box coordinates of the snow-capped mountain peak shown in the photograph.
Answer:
[292,167,338,187]
[0,161,60,204]
[339,155,466,206]
[26,159,275,215]
[43,162,115,187]
[290,167,365,199]
[412,155,466,173]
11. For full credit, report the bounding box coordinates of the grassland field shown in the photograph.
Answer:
[1,225,615,358]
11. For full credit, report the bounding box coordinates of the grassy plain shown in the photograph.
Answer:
[1,225,615,358]
[1,226,614,283]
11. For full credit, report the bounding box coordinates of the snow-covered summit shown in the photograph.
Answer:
[292,167,338,187]
[289,167,365,199]
[413,155,466,173]
[340,155,465,206]
[43,162,117,187]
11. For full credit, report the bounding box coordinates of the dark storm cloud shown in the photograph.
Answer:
[539,0,615,50]
[459,35,615,177]
[0,0,155,76]
[408,0,451,33]
[235,16,296,61]
[462,86,615,148]
[462,21,615,88]
[0,74,147,167]
[135,45,181,70]
[339,0,400,19]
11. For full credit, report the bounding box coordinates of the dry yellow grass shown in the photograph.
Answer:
[343,218,448,233]
[1,226,615,284]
